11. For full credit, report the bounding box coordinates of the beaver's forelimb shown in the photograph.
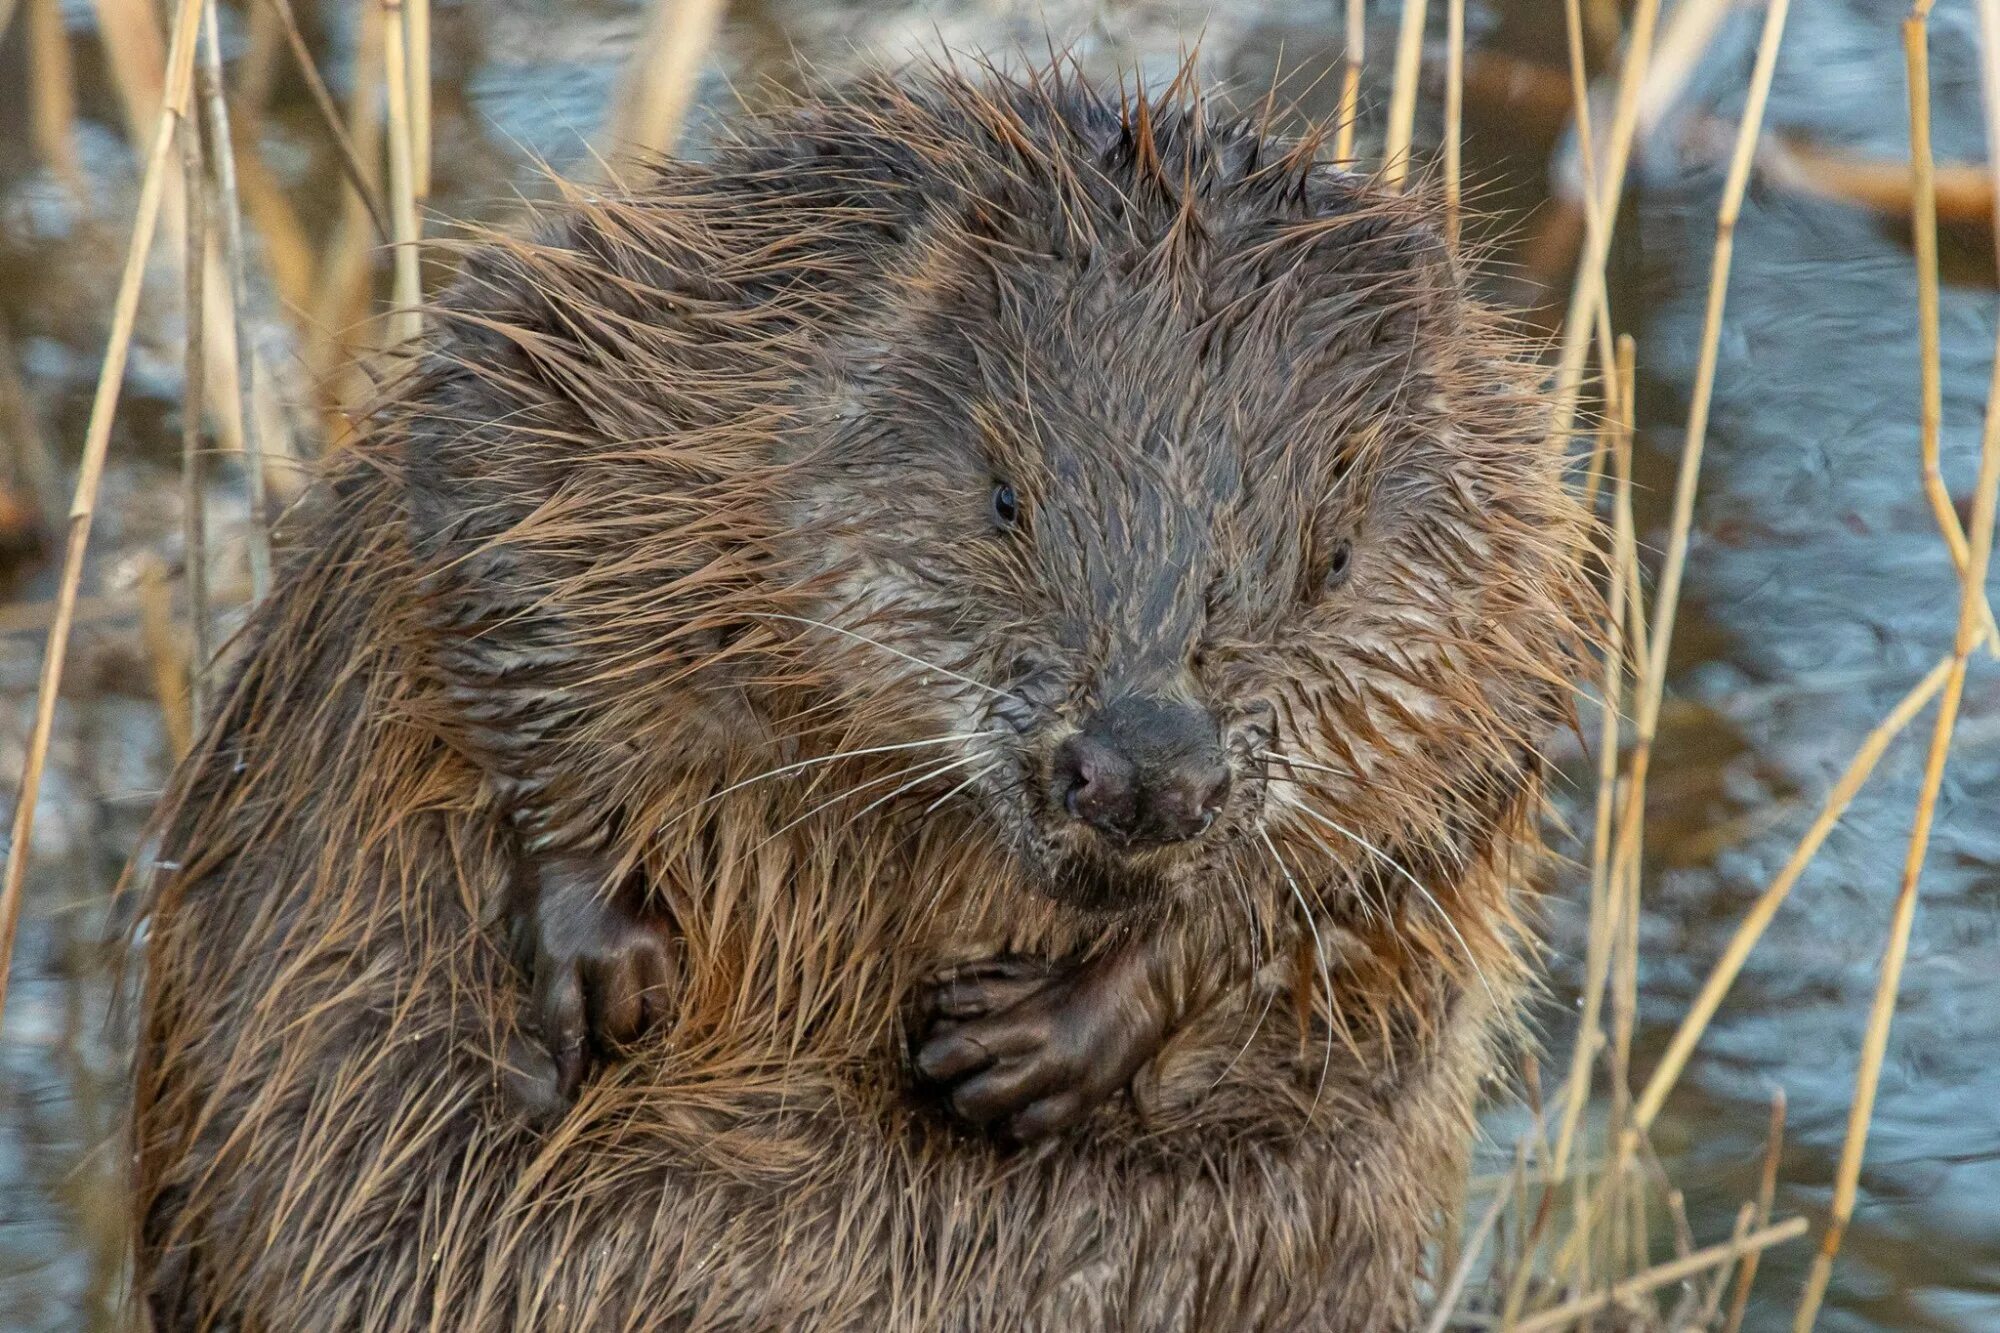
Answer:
[510,851,682,1101]
[912,935,1181,1142]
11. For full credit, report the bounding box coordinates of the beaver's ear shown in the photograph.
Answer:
[1297,168,1454,275]
[1301,162,1370,215]
[1272,184,1461,379]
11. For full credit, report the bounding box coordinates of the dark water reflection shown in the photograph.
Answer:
[2,1,1996,1328]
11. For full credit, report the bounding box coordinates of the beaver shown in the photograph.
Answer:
[132,63,1591,1332]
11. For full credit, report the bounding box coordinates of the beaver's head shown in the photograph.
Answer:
[770,88,1588,920]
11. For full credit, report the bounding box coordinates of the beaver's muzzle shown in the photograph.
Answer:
[1048,694,1230,846]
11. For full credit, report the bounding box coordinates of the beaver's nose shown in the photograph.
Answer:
[1054,732,1140,833]
[1051,697,1231,845]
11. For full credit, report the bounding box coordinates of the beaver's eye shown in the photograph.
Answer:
[991,480,1020,530]
[1323,539,1353,591]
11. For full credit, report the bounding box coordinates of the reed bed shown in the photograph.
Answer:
[0,1,1994,1329]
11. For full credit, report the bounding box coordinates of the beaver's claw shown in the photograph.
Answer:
[519,855,680,1102]
[913,951,1165,1143]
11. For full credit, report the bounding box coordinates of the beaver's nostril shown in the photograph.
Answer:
[1052,733,1137,833]
[1152,761,1232,841]
[1197,766,1232,816]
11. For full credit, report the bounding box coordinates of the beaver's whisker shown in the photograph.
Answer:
[1255,750,1355,780]
[757,752,988,851]
[1254,751,1431,814]
[750,613,1013,702]
[1209,864,1277,1094]
[1224,859,1266,976]
[910,765,1009,932]
[922,762,1001,816]
[828,754,991,838]
[1255,751,1432,809]
[658,732,994,833]
[1260,831,1335,1129]
[1275,795,1497,1009]
[1281,822,1389,930]
[750,757,949,845]
[1211,965,1281,1096]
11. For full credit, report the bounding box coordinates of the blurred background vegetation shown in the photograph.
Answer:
[1,0,1997,1328]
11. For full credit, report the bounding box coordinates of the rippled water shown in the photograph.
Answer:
[1596,4,2000,1323]
[2,1,1996,1328]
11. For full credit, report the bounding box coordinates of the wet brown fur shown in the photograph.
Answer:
[133,61,1593,1332]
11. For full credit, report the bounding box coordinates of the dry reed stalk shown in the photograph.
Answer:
[1559,0,1628,521]
[1549,350,1646,1299]
[1616,482,1647,662]
[1699,1204,1757,1329]
[89,0,258,468]
[1605,0,1791,1032]
[1381,0,1428,192]
[1552,336,1635,1181]
[1906,15,2000,654]
[1551,0,1646,549]
[408,0,432,199]
[1570,5,1789,1281]
[382,0,423,347]
[1632,0,1732,135]
[138,555,191,758]
[1424,1139,1526,1333]
[1516,1217,1807,1333]
[1469,1159,1609,1196]
[1497,1189,1555,1325]
[1626,653,1952,1137]
[1521,1059,1555,1198]
[1495,1070,1570,1326]
[309,0,386,423]
[1605,776,1641,1284]
[1792,252,2000,1333]
[1638,1133,1691,1263]
[1546,0,1660,448]
[1335,0,1364,163]
[180,102,210,722]
[1605,346,1644,1292]
[200,0,272,598]
[26,0,83,193]
[1721,1091,1786,1333]
[1443,0,1463,248]
[0,0,206,1026]
[1548,1159,1643,1299]
[262,0,391,242]
[1784,16,2000,1322]
[606,0,727,159]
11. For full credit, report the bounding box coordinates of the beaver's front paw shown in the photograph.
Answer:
[519,854,680,1101]
[912,950,1168,1143]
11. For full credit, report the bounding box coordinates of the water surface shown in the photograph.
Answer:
[1,2,1995,1327]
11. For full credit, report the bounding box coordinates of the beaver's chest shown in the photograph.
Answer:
[568,985,1456,1333]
